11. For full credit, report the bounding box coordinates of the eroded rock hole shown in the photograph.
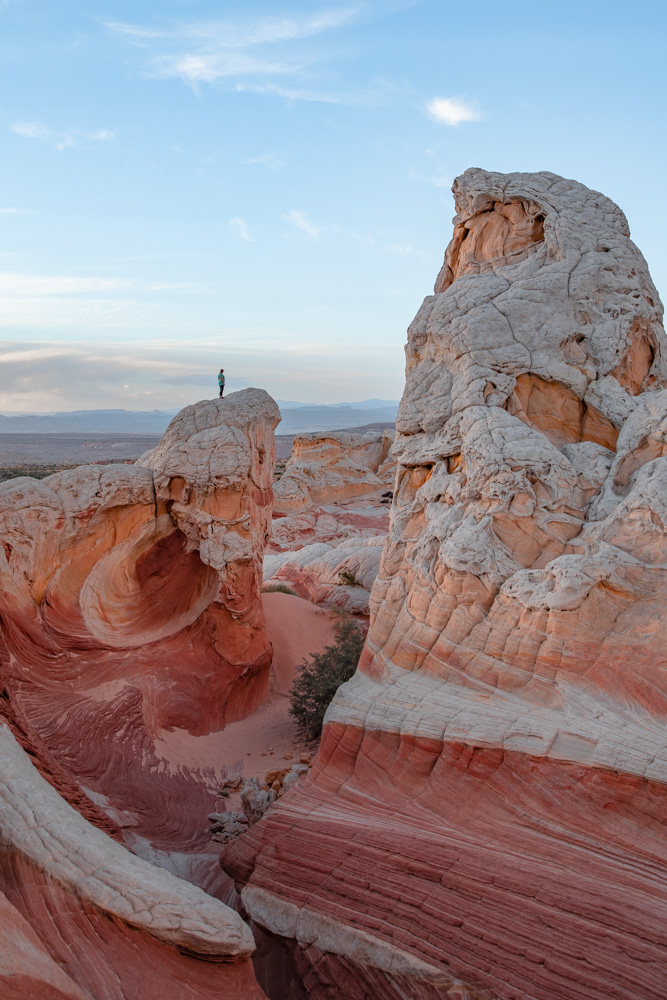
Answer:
[435,199,546,292]
[135,531,215,621]
[612,326,656,395]
[397,464,434,504]
[82,528,219,648]
[168,475,189,503]
[506,374,618,451]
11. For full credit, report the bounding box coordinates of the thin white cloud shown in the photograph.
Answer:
[228,217,253,242]
[233,80,361,105]
[105,9,357,49]
[103,21,166,41]
[283,210,320,240]
[150,51,303,85]
[0,296,136,329]
[0,272,204,297]
[0,272,207,332]
[0,207,32,215]
[12,122,75,150]
[0,273,121,295]
[426,97,481,126]
[105,8,367,98]
[245,151,287,171]
[11,122,116,151]
[0,343,178,410]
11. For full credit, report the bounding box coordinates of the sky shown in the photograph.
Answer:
[0,0,665,412]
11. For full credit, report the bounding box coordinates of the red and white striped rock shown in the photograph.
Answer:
[0,884,87,1000]
[0,390,280,997]
[0,720,264,998]
[222,169,667,1000]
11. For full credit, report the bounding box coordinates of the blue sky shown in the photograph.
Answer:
[0,0,665,411]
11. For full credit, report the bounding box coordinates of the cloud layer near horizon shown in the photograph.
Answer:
[0,339,405,413]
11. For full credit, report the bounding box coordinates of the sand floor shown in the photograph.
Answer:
[153,593,336,799]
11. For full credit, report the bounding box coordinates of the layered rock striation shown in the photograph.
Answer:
[0,720,263,999]
[267,429,395,612]
[273,428,395,514]
[222,170,667,1000]
[1,389,279,738]
[0,390,280,998]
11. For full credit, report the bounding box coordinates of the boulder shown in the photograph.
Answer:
[221,170,667,1000]
[281,763,310,794]
[240,776,276,824]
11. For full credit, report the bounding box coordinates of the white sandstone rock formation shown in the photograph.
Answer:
[264,534,386,613]
[0,388,280,734]
[273,428,395,514]
[331,165,667,775]
[222,169,667,1000]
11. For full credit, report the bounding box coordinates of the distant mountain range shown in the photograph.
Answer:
[276,404,398,434]
[0,409,176,435]
[276,398,399,411]
[0,399,400,436]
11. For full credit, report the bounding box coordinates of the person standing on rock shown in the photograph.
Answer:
[218,368,225,398]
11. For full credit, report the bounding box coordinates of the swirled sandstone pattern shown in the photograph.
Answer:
[0,389,279,997]
[1,388,279,736]
[222,170,667,1000]
[0,720,262,999]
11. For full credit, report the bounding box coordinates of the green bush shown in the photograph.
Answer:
[337,568,362,587]
[289,617,365,739]
[262,582,300,596]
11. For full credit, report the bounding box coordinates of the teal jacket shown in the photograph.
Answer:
[217,373,225,386]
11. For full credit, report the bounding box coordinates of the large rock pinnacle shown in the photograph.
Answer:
[222,170,667,1000]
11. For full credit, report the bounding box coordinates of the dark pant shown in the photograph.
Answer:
[219,386,224,397]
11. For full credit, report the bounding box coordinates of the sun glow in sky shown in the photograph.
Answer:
[0,0,665,412]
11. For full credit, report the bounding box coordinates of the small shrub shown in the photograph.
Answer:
[262,582,300,597]
[337,568,362,587]
[0,463,78,483]
[289,617,365,739]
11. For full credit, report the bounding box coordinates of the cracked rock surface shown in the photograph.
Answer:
[221,170,667,1000]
